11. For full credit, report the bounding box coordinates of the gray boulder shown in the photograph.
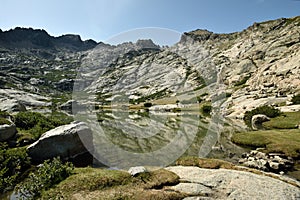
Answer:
[251,114,270,130]
[27,121,93,163]
[128,166,147,176]
[0,122,17,142]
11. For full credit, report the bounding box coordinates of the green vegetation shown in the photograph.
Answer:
[130,89,169,104]
[15,111,73,140]
[263,112,300,129]
[232,129,300,157]
[243,105,281,128]
[18,157,74,199]
[0,118,11,125]
[0,110,11,125]
[41,167,184,200]
[291,94,300,105]
[143,102,153,107]
[176,157,235,169]
[0,110,9,118]
[201,104,212,116]
[0,144,31,193]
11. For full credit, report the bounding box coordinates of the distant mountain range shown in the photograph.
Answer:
[0,27,98,52]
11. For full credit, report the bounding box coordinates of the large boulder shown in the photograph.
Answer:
[27,121,93,163]
[0,122,17,142]
[251,114,270,130]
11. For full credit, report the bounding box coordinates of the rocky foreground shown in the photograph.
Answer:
[165,166,300,200]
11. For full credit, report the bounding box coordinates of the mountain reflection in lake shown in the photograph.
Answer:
[76,108,218,169]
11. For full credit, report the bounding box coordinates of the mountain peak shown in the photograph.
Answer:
[135,39,160,49]
[0,27,98,52]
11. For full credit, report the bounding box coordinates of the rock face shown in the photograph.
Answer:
[251,114,270,130]
[77,16,300,127]
[0,123,17,142]
[27,121,93,163]
[0,89,50,111]
[165,166,300,200]
[0,99,26,113]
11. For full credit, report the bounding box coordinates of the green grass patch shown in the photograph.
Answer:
[263,112,300,129]
[176,157,235,169]
[232,129,300,158]
[41,168,184,200]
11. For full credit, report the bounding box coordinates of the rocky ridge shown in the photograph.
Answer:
[79,16,300,122]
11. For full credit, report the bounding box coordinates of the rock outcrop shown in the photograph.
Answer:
[251,114,270,130]
[128,166,148,176]
[27,121,93,163]
[165,166,300,200]
[0,89,50,111]
[0,122,17,142]
[238,150,294,173]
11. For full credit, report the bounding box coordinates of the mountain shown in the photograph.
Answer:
[0,27,98,52]
[0,16,299,122]
[78,16,300,123]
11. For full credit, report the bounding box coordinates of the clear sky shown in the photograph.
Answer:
[0,0,299,45]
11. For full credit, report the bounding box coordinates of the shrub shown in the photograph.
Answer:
[0,144,31,192]
[243,105,281,128]
[143,102,152,107]
[291,94,300,105]
[201,104,212,116]
[0,118,11,125]
[14,112,73,140]
[0,110,9,118]
[18,157,74,199]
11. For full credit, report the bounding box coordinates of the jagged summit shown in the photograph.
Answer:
[135,39,160,49]
[0,27,98,51]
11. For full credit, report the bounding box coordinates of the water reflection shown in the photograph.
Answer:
[76,108,217,169]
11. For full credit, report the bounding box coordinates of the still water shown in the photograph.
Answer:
[1,109,222,200]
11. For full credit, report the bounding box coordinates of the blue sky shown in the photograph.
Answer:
[0,0,299,45]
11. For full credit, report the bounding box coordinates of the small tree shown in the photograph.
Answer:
[144,102,152,107]
[291,94,300,105]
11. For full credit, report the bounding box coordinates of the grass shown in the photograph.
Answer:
[263,112,300,129]
[41,167,185,200]
[232,129,300,158]
[176,157,235,169]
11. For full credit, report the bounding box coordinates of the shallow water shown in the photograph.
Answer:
[2,109,223,199]
[83,109,222,169]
